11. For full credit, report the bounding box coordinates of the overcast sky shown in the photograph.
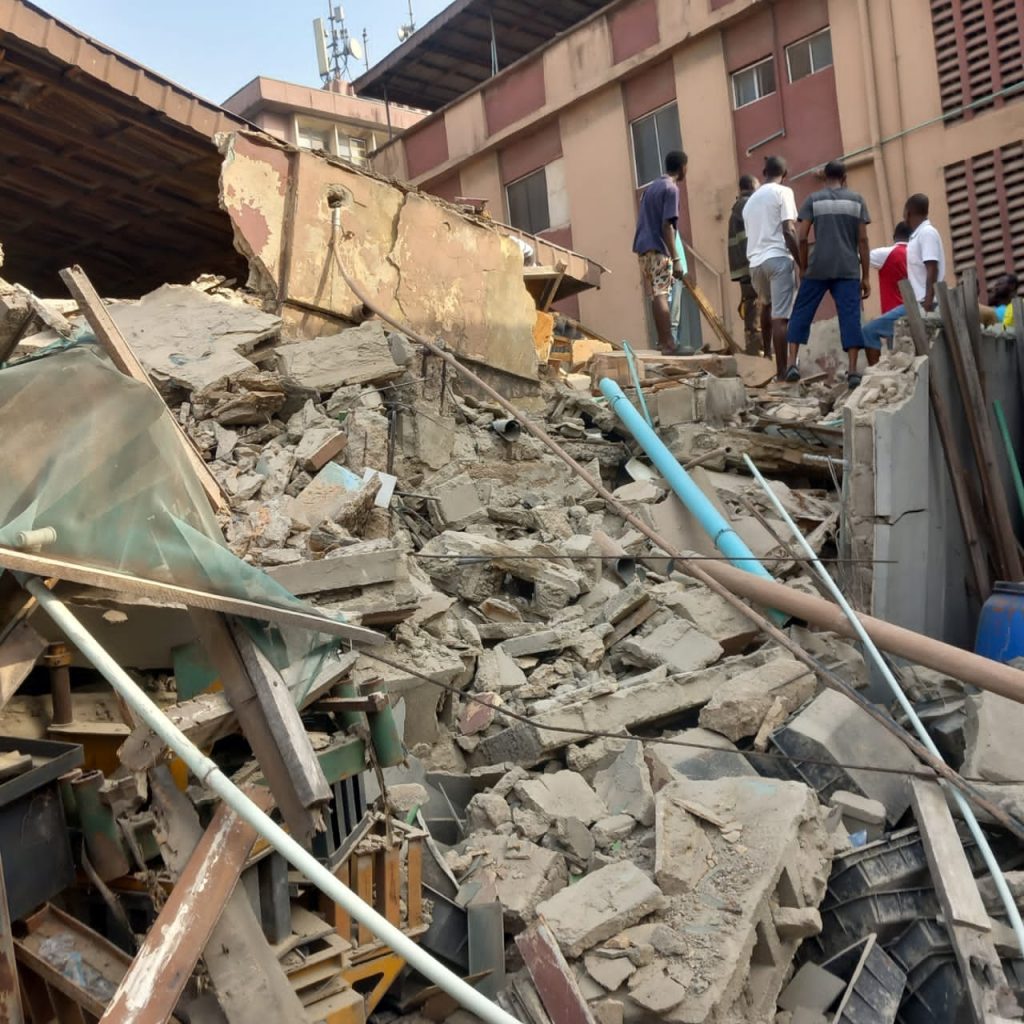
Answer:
[36,0,450,104]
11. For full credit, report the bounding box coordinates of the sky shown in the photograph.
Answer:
[35,0,450,104]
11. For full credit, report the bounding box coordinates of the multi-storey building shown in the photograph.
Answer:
[356,0,1023,345]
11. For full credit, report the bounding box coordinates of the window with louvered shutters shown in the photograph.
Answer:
[944,141,1024,294]
[930,0,1024,121]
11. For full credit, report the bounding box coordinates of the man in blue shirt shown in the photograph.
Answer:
[633,150,688,353]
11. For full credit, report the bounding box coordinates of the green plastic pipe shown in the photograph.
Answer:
[994,399,1024,521]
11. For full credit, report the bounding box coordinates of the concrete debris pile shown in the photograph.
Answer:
[1,250,1024,1024]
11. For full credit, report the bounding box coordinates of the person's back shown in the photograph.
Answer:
[633,176,678,257]
[744,181,798,268]
[876,243,908,313]
[800,185,869,280]
[728,189,754,280]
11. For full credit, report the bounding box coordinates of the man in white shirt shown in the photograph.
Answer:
[862,193,946,349]
[743,155,801,380]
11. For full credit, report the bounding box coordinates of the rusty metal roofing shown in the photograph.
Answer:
[352,0,613,111]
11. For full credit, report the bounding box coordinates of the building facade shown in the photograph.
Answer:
[361,0,1023,346]
[223,77,424,168]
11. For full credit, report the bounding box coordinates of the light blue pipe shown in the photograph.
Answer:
[599,377,777,586]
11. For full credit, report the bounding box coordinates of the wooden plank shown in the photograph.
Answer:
[900,282,992,600]
[0,620,46,710]
[148,769,306,1024]
[683,277,741,355]
[0,854,25,1024]
[376,846,401,927]
[320,860,352,943]
[100,789,272,1024]
[190,610,319,847]
[266,548,401,597]
[227,617,331,817]
[58,265,228,514]
[515,922,597,1024]
[302,431,348,473]
[911,780,1022,1022]
[0,545,383,646]
[119,650,358,772]
[406,840,423,930]
[937,282,1022,581]
[353,855,374,948]
[604,599,659,648]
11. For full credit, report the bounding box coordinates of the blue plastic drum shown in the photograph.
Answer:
[975,582,1024,663]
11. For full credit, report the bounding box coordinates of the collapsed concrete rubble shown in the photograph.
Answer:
[1,141,1024,1024]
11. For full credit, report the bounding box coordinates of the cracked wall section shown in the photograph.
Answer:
[218,130,539,383]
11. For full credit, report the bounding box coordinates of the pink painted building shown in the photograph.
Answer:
[356,0,1024,346]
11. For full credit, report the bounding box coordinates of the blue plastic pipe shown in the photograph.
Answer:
[599,377,776,586]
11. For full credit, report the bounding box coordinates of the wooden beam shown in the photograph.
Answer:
[515,922,597,1024]
[190,610,325,847]
[911,780,1022,1022]
[900,281,992,600]
[0,545,383,645]
[147,769,305,1023]
[100,788,272,1024]
[59,265,227,514]
[937,282,1022,581]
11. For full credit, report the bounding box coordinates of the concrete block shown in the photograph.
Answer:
[468,834,568,932]
[536,861,666,958]
[779,689,920,824]
[645,728,755,789]
[466,793,512,832]
[566,737,628,781]
[475,649,528,693]
[627,964,688,1014]
[654,782,714,894]
[656,582,759,655]
[962,691,1024,783]
[772,906,822,941]
[585,952,635,991]
[619,619,723,675]
[437,478,484,526]
[699,657,816,742]
[829,790,886,827]
[704,376,748,425]
[657,385,696,427]
[594,739,655,826]
[514,770,607,825]
[276,321,402,391]
[592,814,636,849]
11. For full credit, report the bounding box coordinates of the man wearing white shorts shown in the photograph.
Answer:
[743,155,800,381]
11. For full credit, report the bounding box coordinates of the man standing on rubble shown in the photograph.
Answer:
[633,150,689,354]
[861,193,947,351]
[786,160,871,387]
[743,156,800,381]
[728,174,761,356]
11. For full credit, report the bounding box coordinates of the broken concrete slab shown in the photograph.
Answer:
[698,657,815,742]
[654,782,714,895]
[514,771,607,826]
[594,740,655,826]
[772,906,822,941]
[829,790,886,839]
[618,619,723,675]
[652,581,759,655]
[961,690,1024,784]
[276,321,403,393]
[777,688,920,825]
[585,952,636,992]
[592,814,636,849]
[436,477,484,526]
[464,834,568,932]
[645,728,755,789]
[466,792,512,832]
[474,649,528,693]
[536,861,666,958]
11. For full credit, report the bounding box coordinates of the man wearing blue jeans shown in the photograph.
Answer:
[785,160,871,386]
[861,193,947,351]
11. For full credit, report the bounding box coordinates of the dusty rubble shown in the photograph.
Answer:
[1,247,1023,1024]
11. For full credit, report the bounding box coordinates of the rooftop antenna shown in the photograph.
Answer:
[397,0,416,42]
[362,28,370,71]
[314,5,363,83]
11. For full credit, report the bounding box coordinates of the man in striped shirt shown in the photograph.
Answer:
[785,160,871,386]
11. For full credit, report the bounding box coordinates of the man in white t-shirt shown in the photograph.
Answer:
[862,193,946,349]
[743,155,801,380]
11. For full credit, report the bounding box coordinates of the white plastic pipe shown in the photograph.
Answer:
[743,455,1024,956]
[21,576,524,1024]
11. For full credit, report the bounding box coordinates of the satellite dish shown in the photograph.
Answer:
[313,18,330,77]
[398,23,414,41]
[346,35,364,61]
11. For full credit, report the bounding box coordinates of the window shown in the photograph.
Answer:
[338,135,368,167]
[930,0,1023,122]
[507,168,550,234]
[297,121,333,153]
[631,102,683,188]
[731,57,776,109]
[786,28,833,83]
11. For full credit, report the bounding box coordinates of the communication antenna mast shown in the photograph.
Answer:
[362,28,370,71]
[314,5,364,82]
[397,0,416,42]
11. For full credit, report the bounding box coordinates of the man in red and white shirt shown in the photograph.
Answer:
[869,221,910,317]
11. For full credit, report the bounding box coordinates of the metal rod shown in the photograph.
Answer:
[744,453,1024,957]
[21,576,524,1024]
